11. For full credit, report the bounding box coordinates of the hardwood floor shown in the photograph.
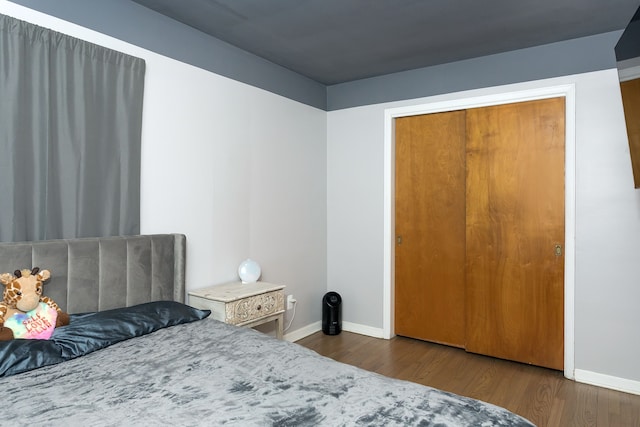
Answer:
[296,331,640,427]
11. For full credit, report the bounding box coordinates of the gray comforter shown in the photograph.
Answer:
[2,318,534,426]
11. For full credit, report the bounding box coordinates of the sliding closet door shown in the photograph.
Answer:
[465,98,565,370]
[395,111,467,347]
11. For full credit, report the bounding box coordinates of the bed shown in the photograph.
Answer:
[0,234,534,426]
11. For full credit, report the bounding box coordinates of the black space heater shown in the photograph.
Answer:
[322,291,342,335]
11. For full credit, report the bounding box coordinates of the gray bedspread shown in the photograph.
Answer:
[2,319,534,426]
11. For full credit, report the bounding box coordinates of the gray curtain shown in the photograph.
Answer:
[0,14,145,242]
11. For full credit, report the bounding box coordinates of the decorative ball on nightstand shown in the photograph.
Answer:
[238,259,261,284]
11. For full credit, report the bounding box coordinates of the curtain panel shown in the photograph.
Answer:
[0,14,145,242]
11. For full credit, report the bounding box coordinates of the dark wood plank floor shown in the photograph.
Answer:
[296,331,640,427]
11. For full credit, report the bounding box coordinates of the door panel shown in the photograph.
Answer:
[620,78,640,188]
[465,98,565,370]
[395,111,467,347]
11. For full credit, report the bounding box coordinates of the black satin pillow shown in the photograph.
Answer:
[0,338,63,378]
[0,301,210,377]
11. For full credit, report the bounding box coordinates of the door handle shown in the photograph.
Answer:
[397,235,403,245]
[555,244,562,256]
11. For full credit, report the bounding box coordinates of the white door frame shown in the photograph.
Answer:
[382,84,576,379]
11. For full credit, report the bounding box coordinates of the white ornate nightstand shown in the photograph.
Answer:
[188,282,286,339]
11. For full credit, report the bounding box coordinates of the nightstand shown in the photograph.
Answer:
[188,282,286,339]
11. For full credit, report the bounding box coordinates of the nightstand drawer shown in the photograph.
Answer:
[225,289,284,325]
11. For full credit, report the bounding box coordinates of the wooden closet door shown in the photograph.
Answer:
[465,98,565,370]
[395,111,467,347]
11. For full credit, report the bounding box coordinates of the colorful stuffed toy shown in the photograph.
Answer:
[0,267,70,341]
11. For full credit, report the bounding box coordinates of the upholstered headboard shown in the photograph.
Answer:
[0,234,186,314]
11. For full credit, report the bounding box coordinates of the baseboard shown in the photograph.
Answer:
[284,320,387,342]
[284,321,321,342]
[574,369,640,395]
[342,321,386,338]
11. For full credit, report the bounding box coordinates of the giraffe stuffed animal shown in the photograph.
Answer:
[0,267,70,341]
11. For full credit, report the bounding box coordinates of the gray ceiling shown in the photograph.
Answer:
[131,0,640,85]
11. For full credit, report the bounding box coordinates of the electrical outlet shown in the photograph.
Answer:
[287,294,296,310]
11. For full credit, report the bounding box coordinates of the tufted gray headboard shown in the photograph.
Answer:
[0,234,185,314]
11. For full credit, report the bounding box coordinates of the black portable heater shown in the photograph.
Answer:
[322,291,342,335]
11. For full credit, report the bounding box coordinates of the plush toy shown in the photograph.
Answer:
[0,267,70,341]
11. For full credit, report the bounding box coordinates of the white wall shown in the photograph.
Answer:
[327,69,640,389]
[0,2,328,333]
[326,105,386,329]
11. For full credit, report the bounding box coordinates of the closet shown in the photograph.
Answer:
[394,97,565,370]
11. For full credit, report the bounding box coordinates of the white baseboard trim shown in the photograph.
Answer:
[284,321,321,342]
[342,321,386,338]
[284,321,387,342]
[574,369,640,395]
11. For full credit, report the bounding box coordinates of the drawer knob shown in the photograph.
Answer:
[257,304,262,310]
